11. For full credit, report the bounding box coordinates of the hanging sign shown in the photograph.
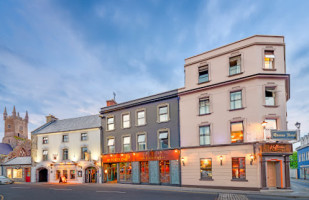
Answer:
[271,130,297,140]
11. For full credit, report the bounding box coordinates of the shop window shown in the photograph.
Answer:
[81,147,88,160]
[137,134,146,151]
[107,138,115,153]
[119,162,132,182]
[264,50,275,69]
[43,150,48,161]
[122,113,130,128]
[140,161,149,183]
[160,160,170,183]
[231,122,244,143]
[200,158,212,180]
[70,170,75,179]
[232,157,246,180]
[229,55,241,75]
[7,169,12,178]
[137,110,146,126]
[123,136,131,152]
[81,133,87,141]
[200,126,210,145]
[43,137,48,144]
[198,65,209,83]
[63,149,69,160]
[13,169,22,179]
[56,170,61,180]
[63,170,68,179]
[62,135,69,142]
[199,98,210,115]
[264,119,277,139]
[158,131,169,149]
[158,105,169,122]
[230,91,242,110]
[107,116,115,131]
[265,87,276,106]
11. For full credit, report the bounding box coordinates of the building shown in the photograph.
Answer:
[179,35,292,190]
[1,156,31,182]
[31,115,102,183]
[100,90,180,185]
[296,134,309,179]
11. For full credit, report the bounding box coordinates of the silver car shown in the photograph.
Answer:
[0,175,14,184]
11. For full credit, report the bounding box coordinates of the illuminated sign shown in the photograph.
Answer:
[271,130,297,140]
[261,143,292,153]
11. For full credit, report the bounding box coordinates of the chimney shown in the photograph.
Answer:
[106,99,117,107]
[46,114,58,123]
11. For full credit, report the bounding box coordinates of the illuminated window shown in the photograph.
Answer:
[63,170,68,179]
[200,158,212,180]
[107,138,115,153]
[70,170,75,179]
[158,105,169,122]
[137,134,146,151]
[107,116,115,131]
[230,91,242,110]
[122,113,130,128]
[231,122,244,143]
[62,135,69,142]
[264,50,275,69]
[159,160,170,183]
[81,147,88,160]
[13,169,23,179]
[63,149,69,160]
[43,150,48,161]
[198,65,209,83]
[137,110,146,126]
[265,87,276,106]
[7,169,12,178]
[200,126,210,145]
[158,131,169,149]
[229,56,241,75]
[123,136,131,152]
[81,133,87,141]
[199,98,210,115]
[43,137,48,144]
[56,170,61,180]
[232,157,246,179]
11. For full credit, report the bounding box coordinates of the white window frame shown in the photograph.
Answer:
[136,132,147,151]
[121,112,131,129]
[157,103,170,123]
[136,108,146,126]
[122,135,131,152]
[157,128,170,149]
[106,115,115,131]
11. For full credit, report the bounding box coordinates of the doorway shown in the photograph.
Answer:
[140,161,149,183]
[267,161,281,188]
[38,168,48,182]
[106,163,117,183]
[85,167,97,183]
[25,168,31,182]
[160,160,170,184]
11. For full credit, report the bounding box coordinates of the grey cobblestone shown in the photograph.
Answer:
[217,193,248,200]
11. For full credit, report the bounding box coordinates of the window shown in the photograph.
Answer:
[198,65,209,83]
[230,91,242,110]
[123,136,131,152]
[122,113,130,128]
[107,138,115,153]
[43,150,48,161]
[81,133,87,141]
[264,50,275,69]
[56,170,61,180]
[137,110,146,126]
[158,105,169,122]
[137,134,146,151]
[8,124,11,129]
[158,131,169,149]
[265,87,276,106]
[63,149,69,160]
[199,98,210,115]
[43,137,48,144]
[7,169,12,178]
[63,170,68,179]
[70,170,75,179]
[200,126,210,145]
[200,158,212,180]
[231,122,244,143]
[62,135,69,142]
[264,119,277,139]
[229,56,241,75]
[107,116,115,131]
[81,147,88,160]
[232,157,246,179]
[13,169,22,179]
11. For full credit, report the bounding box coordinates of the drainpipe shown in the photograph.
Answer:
[99,126,104,184]
[177,96,182,186]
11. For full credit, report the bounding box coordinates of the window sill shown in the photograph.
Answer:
[263,105,279,108]
[199,144,211,147]
[231,179,248,182]
[121,127,131,130]
[136,124,147,127]
[105,129,115,132]
[228,72,244,77]
[199,178,213,181]
[198,80,210,85]
[198,113,212,116]
[229,107,245,111]
[157,120,170,124]
[263,68,277,71]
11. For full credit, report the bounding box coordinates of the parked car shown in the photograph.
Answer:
[0,176,14,184]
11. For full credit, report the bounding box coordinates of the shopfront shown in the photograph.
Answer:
[102,149,180,185]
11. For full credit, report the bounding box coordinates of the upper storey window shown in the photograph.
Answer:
[265,87,276,106]
[264,50,275,69]
[122,113,130,129]
[229,56,241,75]
[107,116,115,131]
[137,110,146,126]
[230,91,242,110]
[158,104,169,123]
[199,98,210,115]
[62,135,69,143]
[198,65,209,83]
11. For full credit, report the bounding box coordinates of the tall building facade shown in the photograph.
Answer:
[179,35,292,190]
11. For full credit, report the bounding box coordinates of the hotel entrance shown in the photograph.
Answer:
[85,167,97,183]
[267,161,281,188]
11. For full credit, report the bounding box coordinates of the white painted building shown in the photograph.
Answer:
[31,115,102,183]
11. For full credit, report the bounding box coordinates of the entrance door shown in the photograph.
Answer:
[160,160,170,184]
[107,164,117,183]
[140,161,149,183]
[25,168,31,182]
[38,168,48,182]
[267,162,277,187]
[85,167,97,183]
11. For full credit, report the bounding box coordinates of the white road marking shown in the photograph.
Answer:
[10,187,30,189]
[96,191,126,193]
[50,188,73,191]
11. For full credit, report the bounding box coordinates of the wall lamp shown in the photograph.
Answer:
[220,155,223,166]
[181,157,185,166]
[250,154,255,165]
[261,121,267,128]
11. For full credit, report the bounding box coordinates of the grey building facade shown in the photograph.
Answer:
[100,89,180,185]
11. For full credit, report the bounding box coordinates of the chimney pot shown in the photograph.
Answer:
[46,114,58,123]
[106,99,117,107]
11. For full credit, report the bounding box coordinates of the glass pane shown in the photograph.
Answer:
[200,158,212,179]
[265,119,277,130]
[160,114,168,122]
[159,106,168,114]
[159,132,168,139]
[160,138,169,149]
[123,114,129,121]
[123,137,130,144]
[138,111,145,118]
[199,73,209,83]
[108,138,115,146]
[138,118,145,125]
[138,134,146,142]
[123,121,130,128]
[231,122,243,143]
[138,143,146,151]
[108,124,114,130]
[108,117,114,124]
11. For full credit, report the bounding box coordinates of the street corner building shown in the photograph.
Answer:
[178,35,293,190]
[100,90,181,185]
[296,134,309,179]
[31,115,103,183]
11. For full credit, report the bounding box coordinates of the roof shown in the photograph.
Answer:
[32,115,101,135]
[0,143,13,155]
[3,156,31,165]
[100,89,178,114]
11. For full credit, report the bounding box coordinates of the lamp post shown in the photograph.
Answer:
[295,122,301,141]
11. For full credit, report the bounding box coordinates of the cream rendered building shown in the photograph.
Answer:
[31,115,102,183]
[179,35,292,190]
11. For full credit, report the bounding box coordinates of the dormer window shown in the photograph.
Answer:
[229,55,241,75]
[198,65,209,83]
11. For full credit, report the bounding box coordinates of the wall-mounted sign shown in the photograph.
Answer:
[271,130,297,140]
[261,143,293,154]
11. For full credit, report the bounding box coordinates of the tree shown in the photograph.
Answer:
[290,151,298,169]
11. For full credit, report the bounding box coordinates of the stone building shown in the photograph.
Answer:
[1,156,32,182]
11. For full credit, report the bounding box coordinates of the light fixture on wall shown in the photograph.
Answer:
[181,157,185,166]
[261,121,268,128]
[220,155,223,166]
[250,154,254,165]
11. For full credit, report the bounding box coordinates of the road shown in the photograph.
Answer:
[0,183,305,200]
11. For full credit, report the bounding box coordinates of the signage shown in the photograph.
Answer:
[102,149,180,163]
[271,130,297,140]
[261,143,293,154]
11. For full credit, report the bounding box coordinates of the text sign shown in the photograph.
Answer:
[261,143,293,153]
[271,130,297,140]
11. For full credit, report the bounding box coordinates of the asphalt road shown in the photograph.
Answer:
[0,183,305,200]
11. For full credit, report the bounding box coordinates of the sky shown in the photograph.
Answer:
[0,0,309,147]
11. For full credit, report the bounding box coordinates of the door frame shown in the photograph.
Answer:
[266,159,283,188]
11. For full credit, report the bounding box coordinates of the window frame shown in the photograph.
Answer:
[199,97,210,115]
[62,135,69,143]
[42,137,48,144]
[106,137,115,153]
[122,135,131,152]
[42,150,48,161]
[199,125,211,146]
[81,133,88,141]
[264,86,277,107]
[230,90,243,110]
[135,108,146,126]
[106,115,115,131]
[157,128,170,149]
[263,49,276,70]
[157,103,170,123]
[230,121,244,143]
[136,132,147,151]
[229,55,242,76]
[232,157,246,180]
[81,147,88,160]
[121,112,131,129]
[198,65,209,84]
[200,158,213,180]
[62,148,69,160]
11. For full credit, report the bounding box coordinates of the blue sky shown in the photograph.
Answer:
[0,0,309,144]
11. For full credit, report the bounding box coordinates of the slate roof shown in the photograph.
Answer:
[0,143,13,155]
[32,115,101,135]
[3,156,31,165]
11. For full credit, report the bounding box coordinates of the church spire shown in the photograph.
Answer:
[25,111,29,123]
[3,107,7,120]
[12,106,16,118]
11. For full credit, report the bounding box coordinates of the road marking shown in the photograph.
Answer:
[50,188,73,191]
[96,191,126,193]
[0,194,4,200]
[11,187,30,189]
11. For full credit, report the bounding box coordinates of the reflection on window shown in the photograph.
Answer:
[264,50,275,69]
[122,114,130,128]
[81,133,87,141]
[81,147,88,160]
[119,162,131,182]
[137,111,146,126]
[137,134,146,151]
[159,106,168,122]
[43,150,48,161]
[198,65,209,83]
[200,126,210,145]
[13,169,22,178]
[265,87,276,106]
[123,136,131,152]
[160,160,170,183]
[159,131,169,149]
[199,98,210,115]
[232,157,246,179]
[107,117,115,130]
[229,56,241,75]
[200,158,212,179]
[63,149,69,160]
[230,91,242,110]
[231,122,244,143]
[107,138,115,153]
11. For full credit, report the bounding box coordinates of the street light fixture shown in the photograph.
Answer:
[261,121,268,128]
[295,122,301,129]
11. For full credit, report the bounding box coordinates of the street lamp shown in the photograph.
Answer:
[261,121,268,128]
[295,122,301,141]
[295,122,301,129]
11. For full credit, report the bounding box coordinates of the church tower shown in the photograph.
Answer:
[2,106,29,148]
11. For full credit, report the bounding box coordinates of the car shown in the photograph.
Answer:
[0,175,14,184]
